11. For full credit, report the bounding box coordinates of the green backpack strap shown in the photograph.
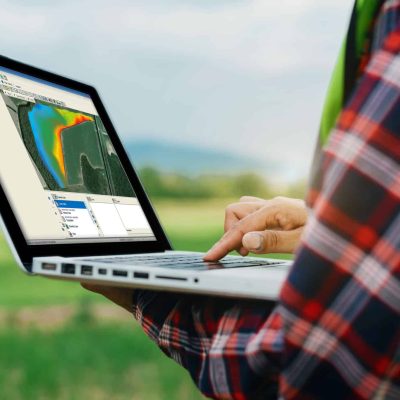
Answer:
[319,0,384,145]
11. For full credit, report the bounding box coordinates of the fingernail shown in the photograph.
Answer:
[243,233,263,251]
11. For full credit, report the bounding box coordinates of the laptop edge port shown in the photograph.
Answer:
[41,262,57,271]
[98,268,107,275]
[133,272,149,279]
[61,263,76,275]
[155,275,187,281]
[112,269,128,277]
[81,265,93,276]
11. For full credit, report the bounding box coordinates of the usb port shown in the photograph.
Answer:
[98,268,107,275]
[133,272,149,279]
[112,269,128,277]
[42,262,57,271]
[81,265,93,276]
[61,263,75,275]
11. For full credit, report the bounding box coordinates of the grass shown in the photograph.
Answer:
[0,320,204,400]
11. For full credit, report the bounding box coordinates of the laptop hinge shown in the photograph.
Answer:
[23,262,33,273]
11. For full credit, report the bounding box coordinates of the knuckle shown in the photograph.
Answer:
[225,203,238,213]
[231,221,241,231]
[231,220,245,235]
[225,204,234,212]
[266,231,280,250]
[275,212,291,229]
[273,195,290,204]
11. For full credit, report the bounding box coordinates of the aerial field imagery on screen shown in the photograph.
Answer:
[2,93,135,198]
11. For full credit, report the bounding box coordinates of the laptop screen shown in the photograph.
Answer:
[0,66,156,245]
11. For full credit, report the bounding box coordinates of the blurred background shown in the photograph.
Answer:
[0,0,352,398]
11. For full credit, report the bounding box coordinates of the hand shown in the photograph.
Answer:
[82,196,306,306]
[81,283,134,313]
[204,196,307,261]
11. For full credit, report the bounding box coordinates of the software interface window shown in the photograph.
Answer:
[0,68,155,244]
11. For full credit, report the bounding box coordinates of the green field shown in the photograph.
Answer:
[0,199,289,399]
[0,321,205,400]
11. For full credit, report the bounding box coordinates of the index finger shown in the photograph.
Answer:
[204,206,276,261]
[203,229,244,261]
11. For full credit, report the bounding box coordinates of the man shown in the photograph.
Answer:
[84,1,400,398]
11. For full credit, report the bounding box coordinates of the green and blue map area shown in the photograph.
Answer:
[2,93,135,197]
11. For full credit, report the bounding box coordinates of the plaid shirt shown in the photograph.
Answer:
[133,2,400,399]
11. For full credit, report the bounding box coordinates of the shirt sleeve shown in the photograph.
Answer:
[132,290,282,399]
[132,13,400,400]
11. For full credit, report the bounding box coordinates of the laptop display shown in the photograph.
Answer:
[0,67,156,245]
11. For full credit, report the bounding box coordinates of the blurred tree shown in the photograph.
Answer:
[285,178,307,199]
[138,167,165,197]
[233,173,271,198]
[138,167,304,200]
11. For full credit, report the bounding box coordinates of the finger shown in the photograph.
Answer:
[81,283,134,312]
[239,196,266,203]
[224,202,265,232]
[81,283,118,300]
[242,227,304,254]
[204,228,244,261]
[238,247,249,256]
[81,283,104,293]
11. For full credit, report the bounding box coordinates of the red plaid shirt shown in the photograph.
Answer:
[133,2,400,399]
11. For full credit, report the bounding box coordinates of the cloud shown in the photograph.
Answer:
[0,0,353,180]
[0,0,351,74]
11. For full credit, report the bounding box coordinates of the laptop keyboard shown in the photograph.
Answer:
[77,254,286,271]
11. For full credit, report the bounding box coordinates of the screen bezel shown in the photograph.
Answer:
[0,55,172,267]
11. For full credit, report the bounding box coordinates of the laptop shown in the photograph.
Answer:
[0,55,291,301]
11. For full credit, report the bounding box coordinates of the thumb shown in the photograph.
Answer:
[242,227,303,254]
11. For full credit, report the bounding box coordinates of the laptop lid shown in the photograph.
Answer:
[0,55,171,270]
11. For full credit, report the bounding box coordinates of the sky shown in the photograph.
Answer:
[0,0,353,181]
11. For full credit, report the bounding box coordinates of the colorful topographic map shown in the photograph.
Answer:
[1,92,136,197]
[28,103,93,188]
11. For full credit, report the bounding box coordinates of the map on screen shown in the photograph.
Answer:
[2,94,135,198]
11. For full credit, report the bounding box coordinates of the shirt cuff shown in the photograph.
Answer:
[132,289,181,343]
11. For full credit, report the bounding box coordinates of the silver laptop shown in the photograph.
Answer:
[0,55,291,301]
